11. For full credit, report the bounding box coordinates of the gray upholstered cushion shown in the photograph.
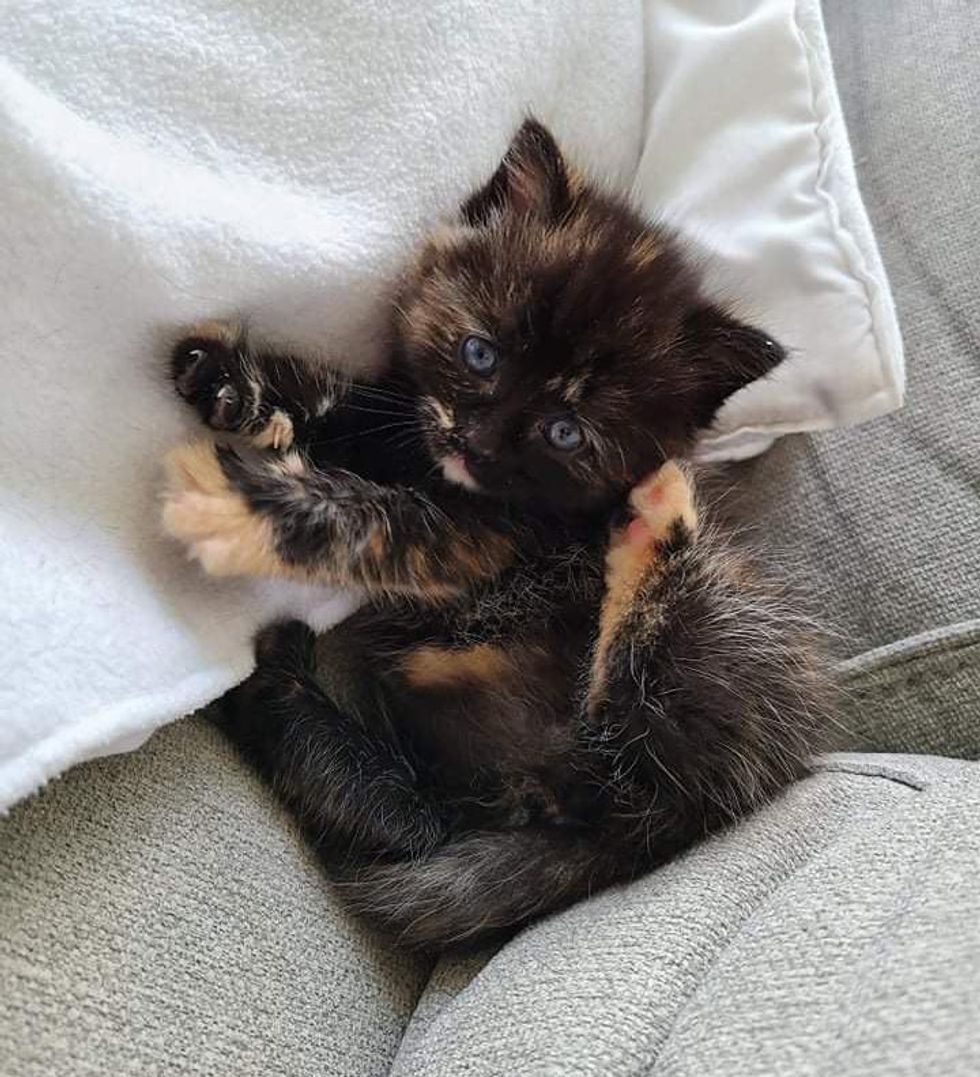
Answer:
[391,753,980,1076]
[838,620,980,758]
[0,717,433,1077]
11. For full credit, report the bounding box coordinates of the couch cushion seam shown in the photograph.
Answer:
[635,777,887,1076]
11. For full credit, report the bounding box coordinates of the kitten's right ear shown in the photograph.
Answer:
[461,118,572,226]
[681,304,788,429]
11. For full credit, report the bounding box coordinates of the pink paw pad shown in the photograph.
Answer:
[621,514,654,547]
[624,461,697,543]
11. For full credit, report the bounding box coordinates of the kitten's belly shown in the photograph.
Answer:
[395,624,587,813]
[394,601,598,786]
[321,549,604,802]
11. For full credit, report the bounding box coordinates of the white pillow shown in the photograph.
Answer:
[0,0,903,809]
[642,0,903,460]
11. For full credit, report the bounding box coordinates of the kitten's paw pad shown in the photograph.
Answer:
[603,462,696,602]
[170,321,254,433]
[162,441,276,577]
[619,461,697,548]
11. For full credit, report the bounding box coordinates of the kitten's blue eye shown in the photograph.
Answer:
[460,336,498,377]
[545,416,584,451]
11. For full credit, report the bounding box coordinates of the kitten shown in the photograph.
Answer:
[162,120,827,950]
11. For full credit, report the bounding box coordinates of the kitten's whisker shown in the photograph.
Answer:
[355,384,415,404]
[313,419,420,449]
[341,403,416,419]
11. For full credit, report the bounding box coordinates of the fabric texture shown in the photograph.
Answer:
[391,753,980,1076]
[0,0,902,811]
[2,3,977,1074]
[0,716,433,1077]
[837,621,980,760]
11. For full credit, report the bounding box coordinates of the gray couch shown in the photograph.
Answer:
[3,2,978,1073]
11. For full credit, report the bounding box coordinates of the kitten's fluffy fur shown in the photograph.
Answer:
[162,120,827,950]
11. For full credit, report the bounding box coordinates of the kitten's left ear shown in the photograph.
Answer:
[461,118,572,226]
[682,305,787,428]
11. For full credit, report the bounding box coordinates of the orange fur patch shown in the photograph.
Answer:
[401,644,514,689]
[589,462,697,710]
[162,441,286,579]
[626,234,663,270]
[182,319,241,348]
[450,531,514,581]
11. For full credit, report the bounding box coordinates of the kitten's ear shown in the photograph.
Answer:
[682,305,787,428]
[461,118,572,226]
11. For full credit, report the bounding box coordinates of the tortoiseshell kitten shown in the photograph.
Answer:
[162,120,827,950]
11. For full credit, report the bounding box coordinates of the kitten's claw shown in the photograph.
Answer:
[250,408,294,451]
[170,321,257,435]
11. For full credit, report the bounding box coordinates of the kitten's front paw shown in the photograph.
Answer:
[170,321,261,435]
[162,441,280,578]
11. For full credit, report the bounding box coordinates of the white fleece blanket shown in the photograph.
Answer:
[0,0,902,810]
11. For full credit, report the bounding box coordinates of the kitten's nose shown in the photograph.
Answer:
[460,424,498,461]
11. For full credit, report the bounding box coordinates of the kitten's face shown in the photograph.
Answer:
[397,120,785,514]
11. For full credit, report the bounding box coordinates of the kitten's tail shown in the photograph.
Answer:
[335,826,629,951]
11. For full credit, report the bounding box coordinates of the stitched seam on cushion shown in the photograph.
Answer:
[789,0,896,398]
[640,774,915,1075]
[837,620,980,682]
[811,763,926,792]
[627,785,868,1077]
[845,647,980,694]
[640,827,848,1075]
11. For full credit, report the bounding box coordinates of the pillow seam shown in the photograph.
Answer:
[789,0,904,410]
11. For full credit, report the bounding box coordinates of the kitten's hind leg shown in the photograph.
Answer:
[590,461,698,703]
[587,461,825,845]
[170,321,340,448]
[214,620,445,861]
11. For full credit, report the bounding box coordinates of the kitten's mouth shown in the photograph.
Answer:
[440,453,481,491]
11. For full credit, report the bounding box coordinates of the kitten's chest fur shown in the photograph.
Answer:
[435,541,605,649]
